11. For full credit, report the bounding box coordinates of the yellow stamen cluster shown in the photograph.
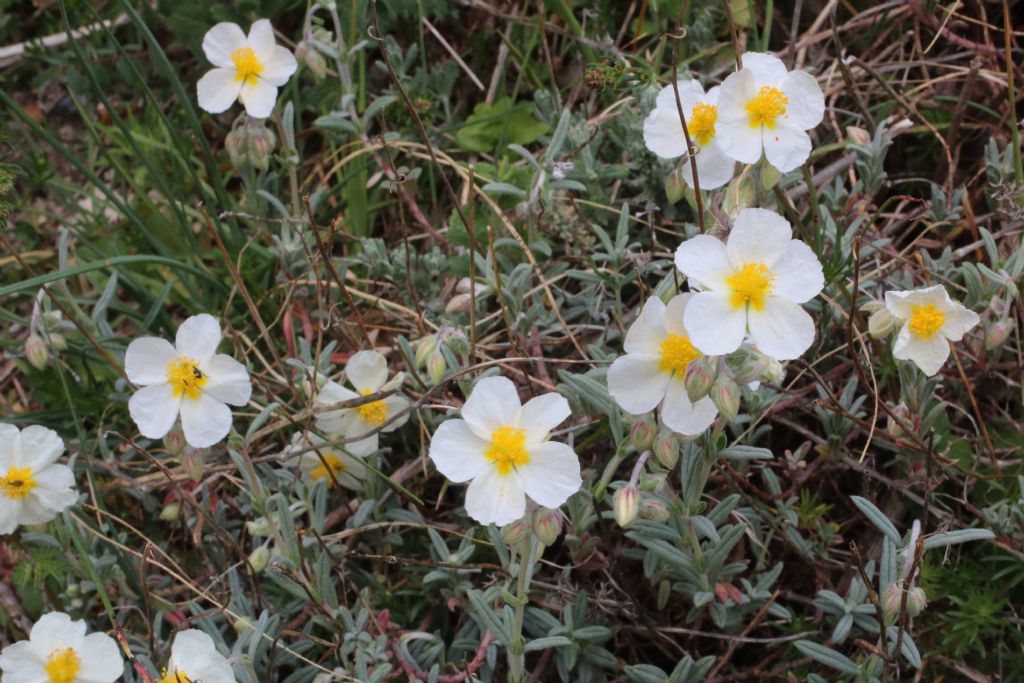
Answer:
[157,668,194,683]
[485,426,530,476]
[746,86,788,129]
[231,46,263,85]
[908,304,945,340]
[658,334,701,375]
[356,389,389,426]
[44,647,81,683]
[726,262,774,311]
[688,103,718,147]
[310,451,346,487]
[0,466,37,500]
[167,357,207,400]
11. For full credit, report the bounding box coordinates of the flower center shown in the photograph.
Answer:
[356,389,389,426]
[157,669,194,683]
[44,647,81,683]
[688,103,718,146]
[746,86,788,129]
[231,46,263,85]
[726,262,774,311]
[908,304,945,340]
[485,426,530,476]
[310,451,346,486]
[658,333,701,375]
[167,357,207,400]
[0,466,37,500]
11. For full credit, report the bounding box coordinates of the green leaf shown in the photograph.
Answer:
[454,98,551,153]
[794,640,860,674]
[850,496,902,544]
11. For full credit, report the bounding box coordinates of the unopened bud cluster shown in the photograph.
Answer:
[226,118,277,171]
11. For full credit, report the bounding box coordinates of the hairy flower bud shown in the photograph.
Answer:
[532,507,562,546]
[906,586,927,617]
[882,582,902,620]
[709,375,740,422]
[613,485,640,528]
[985,319,1014,351]
[248,544,271,573]
[445,293,472,314]
[639,497,669,523]
[502,518,531,546]
[426,351,447,384]
[415,335,438,367]
[181,447,205,482]
[684,356,717,402]
[443,330,470,357]
[629,415,657,451]
[869,307,897,338]
[224,126,248,169]
[664,166,688,205]
[164,427,186,456]
[246,124,277,171]
[725,347,770,385]
[886,403,916,439]
[25,334,49,370]
[295,41,328,80]
[652,429,679,469]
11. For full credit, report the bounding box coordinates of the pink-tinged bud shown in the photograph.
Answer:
[709,375,740,422]
[502,517,531,546]
[163,427,186,456]
[629,414,657,451]
[532,507,563,546]
[159,501,181,522]
[25,335,49,369]
[445,293,472,314]
[415,334,438,367]
[224,126,248,170]
[684,356,716,402]
[886,403,917,439]
[295,41,328,80]
[652,429,679,469]
[906,586,927,616]
[181,447,205,481]
[869,307,896,338]
[245,125,277,171]
[639,497,669,523]
[248,544,271,573]
[426,351,446,384]
[613,485,640,528]
[664,166,688,205]
[882,582,902,620]
[985,319,1014,351]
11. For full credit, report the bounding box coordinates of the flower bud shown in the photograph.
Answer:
[613,485,640,528]
[246,517,273,537]
[41,310,63,331]
[886,403,915,439]
[415,335,438,367]
[248,544,271,573]
[869,307,897,338]
[295,41,328,80]
[664,166,688,205]
[762,356,784,383]
[985,319,1014,351]
[25,335,49,370]
[532,507,562,546]
[684,357,716,402]
[181,447,205,482]
[48,333,67,352]
[246,125,277,171]
[224,126,248,170]
[709,375,740,422]
[445,293,472,314]
[906,586,927,616]
[725,347,769,385]
[502,518,531,546]
[629,415,657,451]
[652,429,679,469]
[722,172,755,218]
[164,427,186,456]
[159,501,181,522]
[426,351,446,384]
[638,470,667,493]
[882,582,902,620]
[639,497,669,522]
[443,330,470,357]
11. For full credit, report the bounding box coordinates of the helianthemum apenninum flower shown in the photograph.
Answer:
[0,612,122,683]
[643,80,736,191]
[315,350,410,457]
[716,52,824,172]
[884,285,980,376]
[428,376,582,527]
[292,432,367,491]
[0,424,76,535]
[126,314,252,448]
[607,294,718,435]
[157,629,235,683]
[197,19,297,119]
[674,208,824,360]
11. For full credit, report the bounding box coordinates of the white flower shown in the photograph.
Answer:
[716,52,824,172]
[0,611,122,683]
[884,285,979,376]
[428,376,582,527]
[0,424,77,535]
[160,629,235,683]
[291,432,367,491]
[125,314,252,448]
[607,295,718,435]
[674,207,824,360]
[197,19,297,119]
[315,351,410,457]
[643,80,736,191]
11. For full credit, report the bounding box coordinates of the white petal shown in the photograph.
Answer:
[0,638,39,676]
[684,292,747,355]
[202,22,246,68]
[124,337,177,385]
[654,79,705,112]
[343,432,379,458]
[175,314,222,363]
[201,354,252,406]
[197,68,242,114]
[748,297,815,360]
[239,79,278,119]
[29,613,86,658]
[260,45,298,87]
[428,419,490,483]
[716,117,764,164]
[517,441,581,508]
[940,305,979,341]
[345,351,388,393]
[463,467,526,527]
[0,497,21,534]
[661,378,718,435]
[246,19,277,60]
[170,630,234,683]
[461,376,521,439]
[674,235,732,291]
[317,380,359,406]
[607,355,670,414]
[642,108,685,159]
[717,69,756,127]
[781,69,824,129]
[76,632,123,683]
[379,395,411,432]
[771,240,824,303]
[129,384,180,439]
[16,425,65,470]
[623,297,667,355]
[728,208,792,268]
[893,324,950,376]
[179,394,232,448]
[884,286,949,320]
[516,392,571,445]
[18,465,76,524]
[763,123,811,173]
[683,140,735,191]
[662,292,694,337]
[739,52,788,86]
[0,423,19,466]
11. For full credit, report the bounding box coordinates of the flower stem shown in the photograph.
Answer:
[593,440,629,502]
[508,538,533,683]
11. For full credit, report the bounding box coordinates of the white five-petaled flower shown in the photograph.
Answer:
[292,432,367,491]
[0,611,123,683]
[643,80,736,191]
[428,377,582,527]
[884,285,979,376]
[158,629,235,683]
[126,314,252,449]
[716,52,824,172]
[607,295,718,435]
[675,208,824,360]
[315,350,410,457]
[197,19,297,119]
[0,424,76,535]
